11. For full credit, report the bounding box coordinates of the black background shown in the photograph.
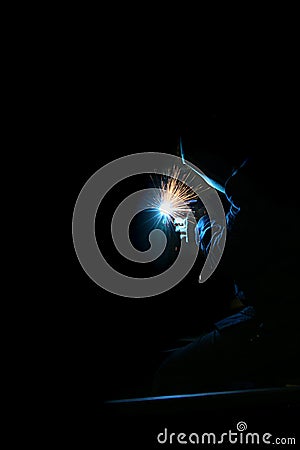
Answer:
[67,54,300,445]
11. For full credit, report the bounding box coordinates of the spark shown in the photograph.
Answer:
[149,166,199,225]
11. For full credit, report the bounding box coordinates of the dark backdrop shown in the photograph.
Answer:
[69,85,299,402]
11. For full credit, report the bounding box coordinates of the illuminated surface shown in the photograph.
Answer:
[106,387,300,404]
